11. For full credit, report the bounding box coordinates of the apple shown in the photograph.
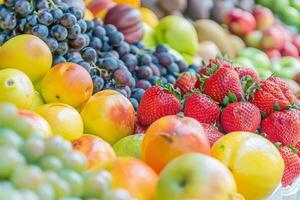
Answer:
[271,56,300,79]
[290,0,300,12]
[142,23,156,48]
[30,90,44,111]
[155,153,240,200]
[113,134,144,159]
[280,42,299,57]
[253,6,274,31]
[238,47,271,69]
[279,6,300,26]
[256,67,273,79]
[244,30,263,48]
[272,0,289,13]
[225,8,256,36]
[292,35,300,53]
[264,49,281,60]
[232,57,256,70]
[197,41,221,63]
[36,103,84,140]
[80,90,135,144]
[87,0,115,19]
[256,0,273,8]
[261,26,285,50]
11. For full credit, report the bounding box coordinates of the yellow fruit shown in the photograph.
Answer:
[0,34,52,82]
[113,0,140,8]
[36,103,83,140]
[139,7,159,28]
[84,8,94,20]
[0,68,34,109]
[211,132,284,200]
[30,90,44,110]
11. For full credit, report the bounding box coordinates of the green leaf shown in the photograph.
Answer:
[273,103,280,111]
[274,142,282,148]
[227,92,237,103]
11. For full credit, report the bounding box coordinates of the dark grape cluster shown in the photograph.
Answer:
[0,0,201,110]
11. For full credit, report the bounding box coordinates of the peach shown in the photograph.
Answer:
[72,134,116,169]
[253,6,274,31]
[142,115,210,173]
[87,0,115,18]
[80,90,135,144]
[91,157,158,200]
[41,62,93,108]
[261,26,285,50]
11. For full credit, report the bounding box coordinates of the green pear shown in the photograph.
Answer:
[154,15,199,56]
[142,23,156,49]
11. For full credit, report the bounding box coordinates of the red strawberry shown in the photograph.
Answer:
[202,123,224,147]
[268,76,298,104]
[296,141,300,157]
[221,102,261,133]
[175,72,198,95]
[134,121,148,134]
[137,85,181,126]
[184,93,220,124]
[201,58,233,76]
[248,79,290,115]
[278,146,300,187]
[262,109,300,146]
[235,67,260,82]
[203,67,244,103]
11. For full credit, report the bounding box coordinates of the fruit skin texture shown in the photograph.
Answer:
[252,6,274,31]
[221,102,261,133]
[225,8,256,36]
[72,134,116,169]
[0,34,52,82]
[142,115,210,173]
[35,103,83,140]
[113,134,144,159]
[212,132,284,200]
[41,62,93,108]
[248,79,290,115]
[137,86,181,126]
[155,153,238,200]
[80,90,135,144]
[278,146,300,187]
[184,93,220,124]
[202,123,224,147]
[234,67,259,82]
[91,157,158,200]
[175,72,197,95]
[261,109,300,146]
[296,142,300,157]
[268,76,298,103]
[0,68,34,109]
[203,67,244,104]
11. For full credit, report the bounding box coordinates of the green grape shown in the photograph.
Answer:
[82,171,112,198]
[21,137,45,163]
[0,146,25,179]
[0,188,22,200]
[39,156,63,172]
[59,169,84,197]
[10,116,34,139]
[104,189,133,200]
[19,189,39,200]
[0,103,17,126]
[36,183,55,200]
[0,127,23,149]
[45,171,71,198]
[61,151,87,173]
[11,165,44,190]
[45,136,72,156]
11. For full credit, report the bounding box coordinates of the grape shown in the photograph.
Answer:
[11,116,34,139]
[68,24,81,39]
[166,74,176,84]
[56,41,69,55]
[61,151,87,172]
[104,24,117,35]
[39,156,63,172]
[32,24,49,39]
[60,13,77,28]
[69,34,86,49]
[189,64,201,73]
[44,37,59,52]
[149,63,160,76]
[68,7,83,20]
[108,32,124,46]
[81,47,97,63]
[155,44,169,53]
[114,67,131,86]
[130,98,138,111]
[4,0,15,8]
[92,75,104,93]
[0,128,23,149]
[0,13,17,30]
[0,147,25,179]
[0,181,14,189]
[21,137,45,163]
[78,61,91,72]
[159,66,167,76]
[138,54,152,65]
[11,165,44,190]
[45,136,72,156]
[0,33,6,45]
[36,183,55,200]
[15,0,32,17]
[101,57,119,71]
[26,15,38,26]
[53,56,67,65]
[45,171,71,198]
[0,188,22,200]
[77,19,87,33]
[85,20,95,32]
[19,189,39,200]
[130,45,139,54]
[121,54,137,72]
[82,171,112,198]
[89,67,99,76]
[37,10,53,26]
[59,169,83,197]
[132,41,145,49]
[167,63,180,74]
[116,88,127,97]
[149,76,160,85]
[89,37,102,50]
[157,52,174,67]
[176,60,188,72]
[50,8,64,22]
[16,18,26,32]
[136,66,153,80]
[36,0,49,10]
[50,24,68,41]
[131,88,145,102]
[136,79,151,90]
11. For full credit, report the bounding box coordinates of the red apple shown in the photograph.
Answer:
[264,49,281,60]
[253,6,274,31]
[292,35,300,53]
[225,8,256,36]
[280,42,299,57]
[261,26,285,50]
[87,0,115,17]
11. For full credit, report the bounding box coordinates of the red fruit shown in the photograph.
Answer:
[248,79,290,115]
[261,26,285,50]
[221,102,261,133]
[252,6,274,31]
[225,8,256,36]
[134,121,148,134]
[202,123,224,147]
[264,49,281,59]
[184,93,220,124]
[292,35,300,53]
[268,77,298,104]
[235,67,260,82]
[278,146,300,187]
[296,141,300,157]
[175,72,198,95]
[137,86,181,126]
[280,42,299,57]
[203,67,244,104]
[201,58,233,76]
[262,109,300,146]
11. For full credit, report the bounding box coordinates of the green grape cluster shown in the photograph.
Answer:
[0,103,133,200]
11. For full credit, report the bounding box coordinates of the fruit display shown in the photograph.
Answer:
[1,0,300,199]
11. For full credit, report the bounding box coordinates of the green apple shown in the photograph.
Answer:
[113,134,144,159]
[271,56,300,79]
[272,0,290,13]
[238,48,271,69]
[244,31,263,48]
[233,57,256,70]
[154,15,199,56]
[256,0,273,8]
[256,67,273,79]
[155,153,238,200]
[142,23,156,49]
[289,0,300,12]
[279,6,300,26]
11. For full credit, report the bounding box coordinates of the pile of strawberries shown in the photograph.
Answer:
[136,58,300,187]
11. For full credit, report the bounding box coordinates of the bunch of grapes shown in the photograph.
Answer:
[0,103,132,200]
[0,0,201,110]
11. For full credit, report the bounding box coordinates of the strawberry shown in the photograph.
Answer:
[221,102,261,133]
[201,58,233,76]
[268,76,298,104]
[262,109,300,146]
[175,72,198,95]
[278,146,300,187]
[184,93,220,124]
[248,79,290,115]
[296,141,300,157]
[203,66,244,104]
[202,123,224,147]
[137,85,181,126]
[134,121,148,134]
[235,67,260,82]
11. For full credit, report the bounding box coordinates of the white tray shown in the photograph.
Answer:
[267,177,300,200]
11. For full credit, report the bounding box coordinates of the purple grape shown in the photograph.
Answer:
[157,52,174,67]
[167,63,180,74]
[149,76,160,85]
[130,98,139,110]
[92,76,104,93]
[60,13,77,28]
[68,24,81,40]
[166,75,176,84]
[108,32,124,46]
[155,45,168,53]
[69,34,86,49]
[121,54,137,72]
[136,80,151,90]
[116,42,130,57]
[136,66,153,80]
[149,64,160,76]
[176,60,188,72]
[114,68,132,86]
[131,88,145,102]
[38,10,53,26]
[81,47,97,63]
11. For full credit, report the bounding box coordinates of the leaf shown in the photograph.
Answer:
[287,146,299,154]
[223,96,229,106]
[227,92,237,103]
[274,142,282,148]
[206,63,220,76]
[201,60,206,67]
[273,103,280,111]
